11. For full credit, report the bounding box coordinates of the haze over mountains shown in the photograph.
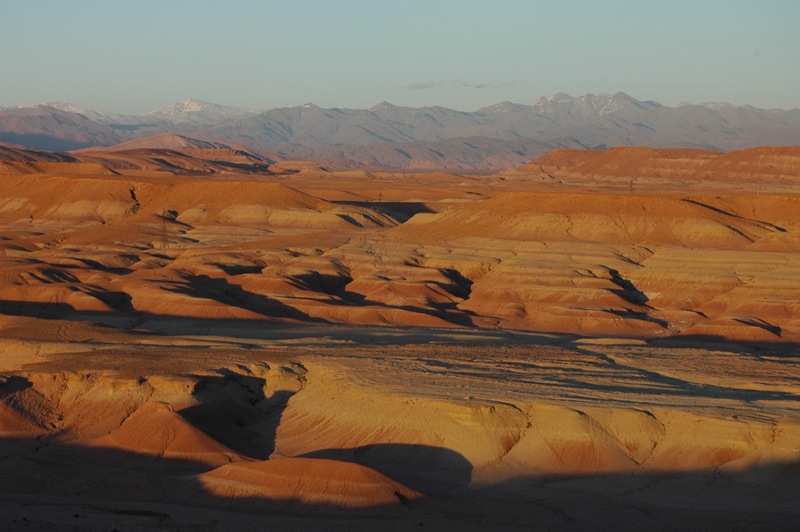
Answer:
[2,99,800,528]
[1,92,799,170]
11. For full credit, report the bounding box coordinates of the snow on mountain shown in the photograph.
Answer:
[42,102,89,114]
[149,98,262,124]
[542,92,574,104]
[477,101,530,114]
[2,93,799,168]
[531,92,658,120]
[369,101,399,113]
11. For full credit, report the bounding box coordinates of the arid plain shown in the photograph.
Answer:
[1,142,799,530]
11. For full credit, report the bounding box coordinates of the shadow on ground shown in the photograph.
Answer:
[0,431,797,531]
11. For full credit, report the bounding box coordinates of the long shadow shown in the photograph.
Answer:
[72,257,136,275]
[301,444,473,495]
[10,306,800,363]
[734,317,782,337]
[437,268,473,299]
[0,437,434,524]
[468,462,800,530]
[286,272,478,327]
[607,268,649,305]
[648,334,800,358]
[213,263,265,276]
[2,298,800,358]
[0,298,562,347]
[162,274,325,323]
[0,432,797,529]
[0,300,75,318]
[2,365,800,528]
[82,287,136,312]
[332,200,436,223]
[29,268,80,284]
[166,274,474,327]
[288,272,354,297]
[682,198,788,232]
[178,371,295,460]
[205,160,273,174]
[598,308,669,328]
[0,367,467,522]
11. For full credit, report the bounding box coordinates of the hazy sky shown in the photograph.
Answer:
[2,1,797,113]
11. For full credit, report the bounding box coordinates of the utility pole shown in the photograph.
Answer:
[161,209,169,250]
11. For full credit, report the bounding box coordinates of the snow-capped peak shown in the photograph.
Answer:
[179,99,207,112]
[370,101,400,113]
[153,98,221,115]
[531,92,648,117]
[148,99,262,124]
[478,101,525,114]
[549,92,574,103]
[701,102,738,110]
[41,102,88,114]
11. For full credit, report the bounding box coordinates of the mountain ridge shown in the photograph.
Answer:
[1,93,798,170]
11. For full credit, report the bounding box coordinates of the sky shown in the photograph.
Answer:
[1,0,798,114]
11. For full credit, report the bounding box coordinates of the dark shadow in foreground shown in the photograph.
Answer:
[0,432,797,531]
[179,372,296,460]
[1,367,799,530]
[301,444,473,495]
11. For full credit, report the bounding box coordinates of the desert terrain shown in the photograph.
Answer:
[1,142,799,530]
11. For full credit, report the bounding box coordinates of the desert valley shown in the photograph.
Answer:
[5,0,800,527]
[0,132,798,530]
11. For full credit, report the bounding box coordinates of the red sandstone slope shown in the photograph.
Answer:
[514,146,800,183]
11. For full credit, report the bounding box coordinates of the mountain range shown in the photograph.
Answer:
[1,92,799,170]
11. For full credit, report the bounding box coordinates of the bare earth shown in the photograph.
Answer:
[1,146,799,530]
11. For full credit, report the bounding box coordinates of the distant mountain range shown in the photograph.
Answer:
[1,92,798,170]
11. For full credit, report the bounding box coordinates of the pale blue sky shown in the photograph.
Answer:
[1,1,797,113]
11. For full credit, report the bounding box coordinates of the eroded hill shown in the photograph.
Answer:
[1,145,799,529]
[1,146,799,341]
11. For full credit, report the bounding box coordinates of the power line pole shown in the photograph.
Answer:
[161,209,169,250]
